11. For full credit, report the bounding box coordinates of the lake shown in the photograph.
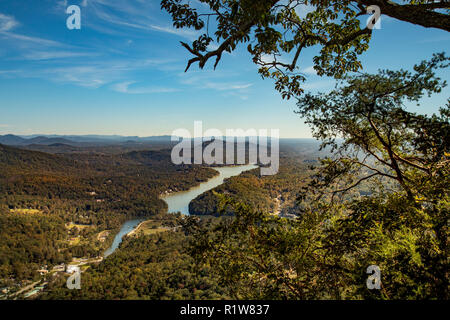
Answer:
[104,164,258,257]
[161,163,258,215]
[103,218,145,258]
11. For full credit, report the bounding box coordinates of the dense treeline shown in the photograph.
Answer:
[189,141,396,217]
[189,152,324,216]
[3,53,448,301]
[0,144,216,283]
[184,56,450,300]
[0,214,69,280]
[41,219,228,300]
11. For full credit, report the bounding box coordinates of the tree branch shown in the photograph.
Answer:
[356,0,450,31]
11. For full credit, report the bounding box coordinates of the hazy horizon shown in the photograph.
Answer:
[0,1,449,139]
[0,133,319,140]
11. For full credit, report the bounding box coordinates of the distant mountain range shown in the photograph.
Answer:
[0,134,174,146]
[0,134,321,151]
[0,134,27,145]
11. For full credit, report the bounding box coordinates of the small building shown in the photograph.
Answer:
[37,269,48,276]
[52,264,65,272]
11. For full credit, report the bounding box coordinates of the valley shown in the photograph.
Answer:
[0,137,323,299]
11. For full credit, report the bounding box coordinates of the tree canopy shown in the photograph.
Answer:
[184,55,449,299]
[162,0,449,98]
[161,0,449,300]
[297,53,449,201]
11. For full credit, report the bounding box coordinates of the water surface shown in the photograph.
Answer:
[104,164,258,257]
[104,218,145,257]
[161,164,258,215]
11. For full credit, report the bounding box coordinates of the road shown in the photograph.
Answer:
[9,280,41,299]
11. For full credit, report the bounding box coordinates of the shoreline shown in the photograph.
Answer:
[106,164,259,257]
[126,220,146,237]
[159,167,221,198]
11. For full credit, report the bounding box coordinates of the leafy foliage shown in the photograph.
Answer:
[0,145,217,283]
[41,225,229,300]
[185,56,449,299]
[162,0,449,99]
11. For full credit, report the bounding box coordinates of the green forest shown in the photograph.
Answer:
[0,143,217,285]
[41,218,229,300]
[0,0,448,301]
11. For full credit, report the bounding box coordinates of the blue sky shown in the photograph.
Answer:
[0,0,448,138]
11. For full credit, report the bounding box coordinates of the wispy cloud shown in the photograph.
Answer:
[302,80,334,90]
[0,3,247,93]
[0,69,21,75]
[0,26,178,90]
[0,13,18,31]
[44,66,109,88]
[148,25,198,38]
[0,32,62,46]
[294,4,316,19]
[86,0,199,39]
[177,69,253,95]
[21,51,99,61]
[39,58,176,87]
[204,82,253,91]
[112,81,178,94]
[0,12,62,47]
[259,54,291,66]
[55,0,68,12]
[302,66,317,75]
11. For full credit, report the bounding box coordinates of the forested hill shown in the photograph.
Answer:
[0,144,217,284]
[188,156,312,216]
[0,143,83,174]
[0,144,218,205]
